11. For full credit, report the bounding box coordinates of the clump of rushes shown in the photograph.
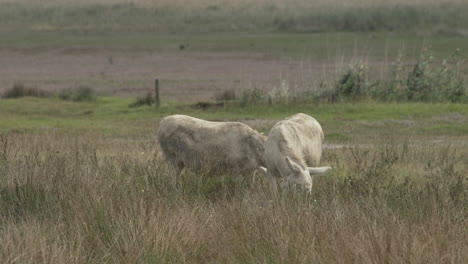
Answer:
[129,92,155,107]
[2,84,49,99]
[58,86,97,102]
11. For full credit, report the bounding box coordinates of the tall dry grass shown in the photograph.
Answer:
[0,131,466,263]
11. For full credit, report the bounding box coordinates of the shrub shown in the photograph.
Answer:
[58,86,97,102]
[2,84,49,99]
[215,89,236,101]
[375,48,467,102]
[318,48,467,103]
[406,50,433,101]
[429,50,467,102]
[333,61,370,102]
[238,88,265,107]
[268,80,290,104]
[129,92,154,108]
[382,51,408,101]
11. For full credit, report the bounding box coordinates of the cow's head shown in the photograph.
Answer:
[284,157,331,193]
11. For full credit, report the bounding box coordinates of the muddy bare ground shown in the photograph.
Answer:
[0,47,370,102]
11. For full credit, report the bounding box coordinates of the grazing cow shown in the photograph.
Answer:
[157,115,266,181]
[259,113,331,193]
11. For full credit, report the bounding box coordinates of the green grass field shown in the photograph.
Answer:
[1,97,467,140]
[2,31,468,59]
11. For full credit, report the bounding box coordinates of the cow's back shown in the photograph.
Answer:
[265,113,324,177]
[283,113,323,166]
[157,115,266,174]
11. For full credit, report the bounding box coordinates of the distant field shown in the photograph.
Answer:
[1,32,467,101]
[1,0,468,34]
[1,0,467,102]
[2,0,466,8]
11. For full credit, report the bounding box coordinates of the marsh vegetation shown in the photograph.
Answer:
[0,131,466,263]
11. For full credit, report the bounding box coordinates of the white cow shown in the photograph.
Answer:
[259,113,331,193]
[157,115,266,181]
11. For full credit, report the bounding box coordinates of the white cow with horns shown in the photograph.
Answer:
[259,113,332,193]
[157,115,266,181]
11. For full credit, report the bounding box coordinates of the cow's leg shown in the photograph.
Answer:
[251,168,263,188]
[266,171,279,196]
[169,161,184,186]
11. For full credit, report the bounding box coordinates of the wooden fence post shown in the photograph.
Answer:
[155,79,160,108]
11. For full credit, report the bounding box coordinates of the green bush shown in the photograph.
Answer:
[334,61,370,101]
[322,48,466,103]
[268,80,290,104]
[129,92,155,108]
[239,88,265,107]
[401,48,466,102]
[215,89,236,102]
[58,86,97,102]
[2,84,49,99]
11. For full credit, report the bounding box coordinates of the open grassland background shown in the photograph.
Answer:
[3,0,467,5]
[1,33,467,102]
[1,0,467,101]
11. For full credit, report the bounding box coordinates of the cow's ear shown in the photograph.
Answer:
[307,166,332,175]
[285,157,302,173]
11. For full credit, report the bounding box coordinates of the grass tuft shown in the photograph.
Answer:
[129,92,154,108]
[58,86,97,102]
[2,84,49,99]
